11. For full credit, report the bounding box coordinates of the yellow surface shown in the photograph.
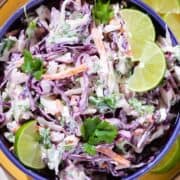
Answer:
[0,151,29,180]
[0,1,179,180]
[0,1,31,179]
[0,0,27,26]
[0,148,179,180]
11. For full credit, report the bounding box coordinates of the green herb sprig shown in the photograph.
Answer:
[89,94,118,113]
[128,98,155,115]
[83,143,97,156]
[21,50,45,80]
[92,0,114,24]
[81,117,118,155]
[26,20,37,38]
[39,128,52,149]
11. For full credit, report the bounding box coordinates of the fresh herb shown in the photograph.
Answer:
[39,127,52,149]
[128,98,155,115]
[92,0,114,24]
[83,143,96,156]
[81,117,118,146]
[81,117,117,155]
[89,94,118,112]
[21,50,45,80]
[26,20,37,38]
[47,22,78,44]
[0,38,15,56]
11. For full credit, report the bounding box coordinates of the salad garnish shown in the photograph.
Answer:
[21,50,45,80]
[92,0,114,24]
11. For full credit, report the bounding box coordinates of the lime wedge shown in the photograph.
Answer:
[121,9,155,60]
[15,120,45,169]
[164,14,180,42]
[128,41,166,92]
[143,0,180,14]
[151,139,180,173]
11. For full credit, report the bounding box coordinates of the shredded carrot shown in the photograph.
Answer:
[134,128,144,136]
[55,99,63,115]
[96,147,130,167]
[43,64,88,80]
[91,26,106,59]
[55,100,63,110]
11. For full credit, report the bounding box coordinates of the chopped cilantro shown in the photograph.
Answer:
[26,20,37,38]
[21,50,45,80]
[89,94,118,113]
[83,143,96,156]
[128,98,155,115]
[81,117,117,155]
[81,117,118,153]
[39,127,52,149]
[92,0,114,25]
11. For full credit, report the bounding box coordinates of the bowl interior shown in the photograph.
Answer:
[0,0,179,180]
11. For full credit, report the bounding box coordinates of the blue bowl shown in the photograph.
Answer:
[0,0,179,180]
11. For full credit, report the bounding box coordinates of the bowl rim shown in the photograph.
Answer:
[0,0,179,180]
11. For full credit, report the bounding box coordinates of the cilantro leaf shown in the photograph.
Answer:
[21,50,45,80]
[81,117,100,142]
[81,117,118,145]
[26,20,37,38]
[83,143,96,156]
[128,98,155,115]
[89,95,118,113]
[39,127,52,149]
[88,120,118,145]
[92,0,114,24]
[21,50,33,73]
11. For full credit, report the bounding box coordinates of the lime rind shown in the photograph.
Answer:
[121,9,155,60]
[15,120,45,169]
[127,41,166,92]
[121,9,155,41]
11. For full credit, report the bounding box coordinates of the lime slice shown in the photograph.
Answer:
[121,9,155,60]
[15,120,45,169]
[151,139,180,173]
[143,0,180,14]
[128,41,166,92]
[164,14,180,42]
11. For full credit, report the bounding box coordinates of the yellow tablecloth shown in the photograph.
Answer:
[0,1,179,180]
[0,148,179,180]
